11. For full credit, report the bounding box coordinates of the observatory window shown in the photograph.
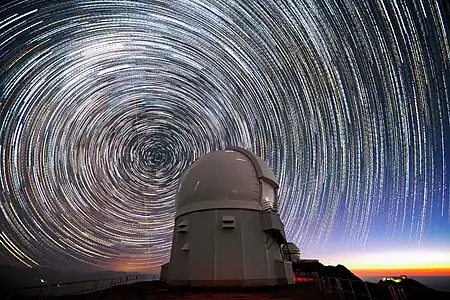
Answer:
[181,243,189,251]
[176,220,189,233]
[261,181,277,211]
[222,216,235,229]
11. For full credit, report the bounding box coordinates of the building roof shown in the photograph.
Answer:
[175,147,278,217]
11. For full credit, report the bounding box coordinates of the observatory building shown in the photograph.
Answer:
[160,147,295,286]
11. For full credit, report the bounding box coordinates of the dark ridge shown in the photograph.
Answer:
[292,261,361,281]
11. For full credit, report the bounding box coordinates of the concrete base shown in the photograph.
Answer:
[163,260,295,287]
[160,263,169,282]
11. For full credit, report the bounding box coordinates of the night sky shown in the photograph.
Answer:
[0,0,449,274]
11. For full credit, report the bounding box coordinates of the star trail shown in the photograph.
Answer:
[0,0,449,272]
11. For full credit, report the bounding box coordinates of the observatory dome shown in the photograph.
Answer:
[175,147,278,217]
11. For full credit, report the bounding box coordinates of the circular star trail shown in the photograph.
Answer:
[0,0,449,270]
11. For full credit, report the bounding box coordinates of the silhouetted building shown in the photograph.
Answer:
[160,147,295,286]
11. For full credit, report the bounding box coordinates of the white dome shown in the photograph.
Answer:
[175,147,278,217]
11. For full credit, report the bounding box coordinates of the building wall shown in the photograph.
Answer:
[167,208,290,285]
[188,210,215,280]
[241,209,271,280]
[215,209,245,280]
[167,216,189,281]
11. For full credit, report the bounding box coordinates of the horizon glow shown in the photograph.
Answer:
[325,250,450,270]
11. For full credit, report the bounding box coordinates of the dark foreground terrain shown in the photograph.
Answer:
[71,281,337,300]
[9,281,336,300]
[4,263,450,300]
[7,279,450,300]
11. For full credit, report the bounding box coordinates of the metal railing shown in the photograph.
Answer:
[5,274,158,300]
[7,272,445,300]
[315,274,405,300]
[295,272,444,300]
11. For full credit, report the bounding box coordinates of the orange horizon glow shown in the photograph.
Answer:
[352,267,450,277]
[108,262,160,274]
[323,249,450,278]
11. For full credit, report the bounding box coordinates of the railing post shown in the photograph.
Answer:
[327,277,334,296]
[364,281,372,299]
[335,278,344,300]
[318,276,324,292]
[398,288,407,300]
[348,279,356,300]
[314,273,321,289]
[43,285,52,300]
[98,280,104,295]
[38,285,48,300]
[47,285,53,299]
[37,286,44,300]
[388,285,399,300]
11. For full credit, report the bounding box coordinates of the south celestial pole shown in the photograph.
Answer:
[0,0,449,271]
